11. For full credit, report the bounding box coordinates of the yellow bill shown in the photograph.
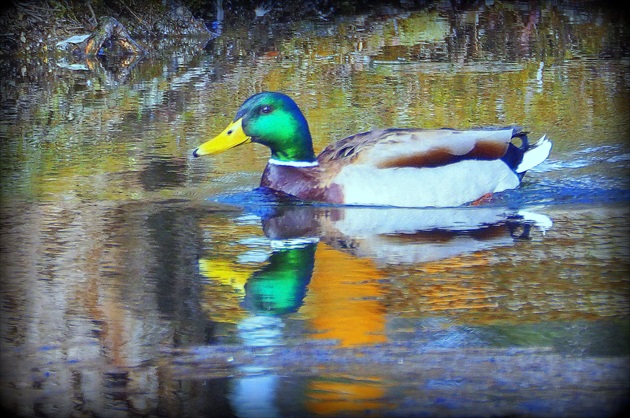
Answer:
[193,118,250,157]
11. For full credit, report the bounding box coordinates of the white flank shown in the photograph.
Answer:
[268,158,319,167]
[335,159,520,207]
[516,135,552,173]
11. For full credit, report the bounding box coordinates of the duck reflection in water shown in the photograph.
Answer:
[199,200,553,343]
[197,199,551,416]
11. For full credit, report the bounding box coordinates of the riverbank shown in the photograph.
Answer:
[0,0,428,58]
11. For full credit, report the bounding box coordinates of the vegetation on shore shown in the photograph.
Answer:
[0,0,435,57]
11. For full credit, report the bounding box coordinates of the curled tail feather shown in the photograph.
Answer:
[516,135,552,173]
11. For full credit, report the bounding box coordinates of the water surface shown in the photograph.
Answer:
[1,2,629,417]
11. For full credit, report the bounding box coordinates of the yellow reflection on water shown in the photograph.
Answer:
[199,258,252,323]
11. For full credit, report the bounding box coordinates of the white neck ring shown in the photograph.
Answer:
[268,158,319,168]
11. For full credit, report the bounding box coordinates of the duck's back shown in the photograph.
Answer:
[318,127,528,207]
[318,127,518,169]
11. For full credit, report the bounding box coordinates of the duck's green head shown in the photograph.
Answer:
[193,92,316,163]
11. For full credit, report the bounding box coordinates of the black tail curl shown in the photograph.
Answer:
[501,127,530,176]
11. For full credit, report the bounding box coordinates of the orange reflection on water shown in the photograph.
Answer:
[303,243,387,347]
[306,374,388,416]
[413,252,503,313]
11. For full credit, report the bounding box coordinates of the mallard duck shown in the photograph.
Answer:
[193,92,552,207]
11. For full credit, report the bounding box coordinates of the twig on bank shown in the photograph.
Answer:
[14,1,47,22]
[115,0,151,32]
[86,0,98,27]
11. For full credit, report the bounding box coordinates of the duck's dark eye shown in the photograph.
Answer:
[260,105,272,114]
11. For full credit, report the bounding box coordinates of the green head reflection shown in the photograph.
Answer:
[242,243,316,315]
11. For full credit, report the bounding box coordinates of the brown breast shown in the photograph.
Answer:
[260,163,343,204]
